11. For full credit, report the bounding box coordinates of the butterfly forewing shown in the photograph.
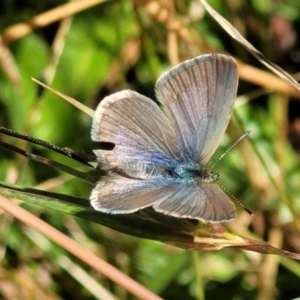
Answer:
[92,90,181,169]
[156,54,238,165]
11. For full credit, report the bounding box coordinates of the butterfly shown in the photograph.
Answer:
[90,54,238,222]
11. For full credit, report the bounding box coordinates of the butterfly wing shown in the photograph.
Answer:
[90,177,175,214]
[156,54,238,165]
[91,54,238,221]
[92,90,181,169]
[91,177,235,222]
[153,182,236,222]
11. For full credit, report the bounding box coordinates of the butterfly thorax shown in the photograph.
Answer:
[172,165,219,183]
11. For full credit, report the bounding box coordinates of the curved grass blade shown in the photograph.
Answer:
[1,181,300,259]
[200,0,300,91]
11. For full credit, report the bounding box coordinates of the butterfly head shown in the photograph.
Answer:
[200,168,219,183]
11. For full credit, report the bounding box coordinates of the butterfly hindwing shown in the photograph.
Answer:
[91,176,236,222]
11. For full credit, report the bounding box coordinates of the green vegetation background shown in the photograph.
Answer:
[0,0,300,299]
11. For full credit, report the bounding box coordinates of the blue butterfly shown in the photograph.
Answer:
[90,54,238,222]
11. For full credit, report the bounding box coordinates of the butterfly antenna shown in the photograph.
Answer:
[211,131,250,170]
[217,180,253,216]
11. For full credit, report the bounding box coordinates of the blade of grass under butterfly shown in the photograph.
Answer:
[0,181,196,244]
[0,180,242,249]
[1,181,300,259]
